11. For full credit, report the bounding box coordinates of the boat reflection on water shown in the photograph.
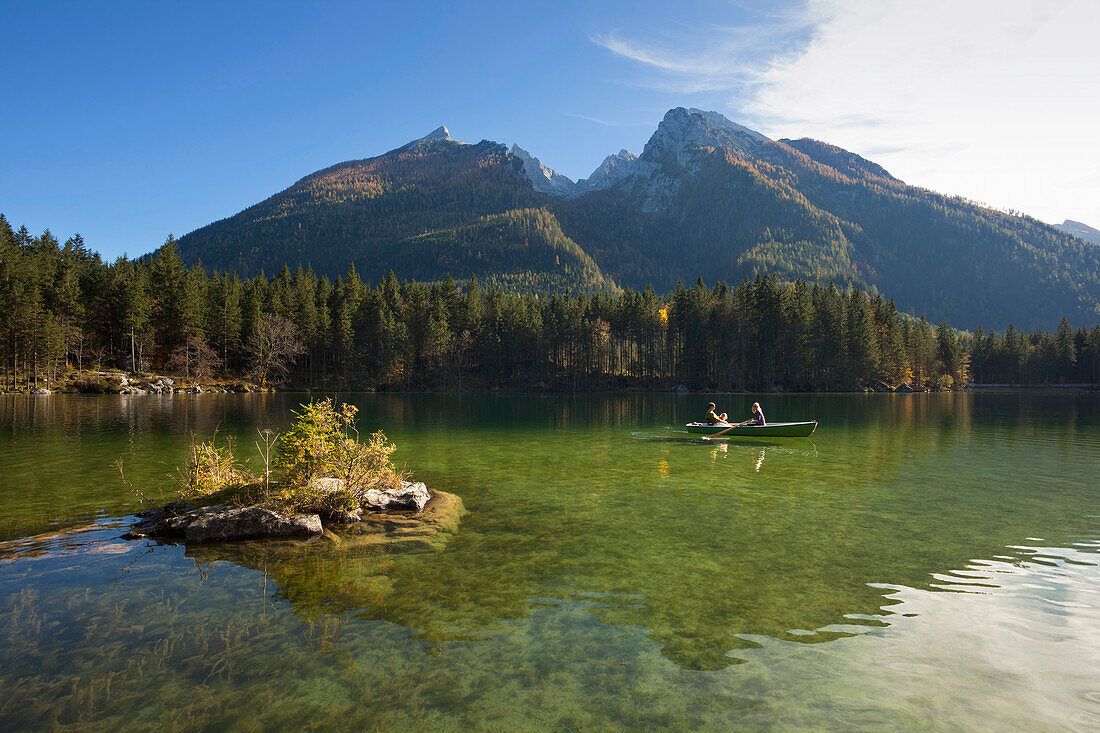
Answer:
[708,441,764,471]
[709,439,818,472]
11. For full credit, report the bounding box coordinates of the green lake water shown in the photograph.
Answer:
[0,392,1098,731]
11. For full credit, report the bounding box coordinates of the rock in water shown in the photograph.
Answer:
[154,505,322,543]
[364,481,431,512]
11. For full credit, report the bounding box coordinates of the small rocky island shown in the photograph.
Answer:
[123,398,463,549]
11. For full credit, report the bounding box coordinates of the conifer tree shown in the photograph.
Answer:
[935,321,961,385]
[113,258,151,371]
[1054,318,1076,381]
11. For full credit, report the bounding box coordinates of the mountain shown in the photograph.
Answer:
[509,144,640,198]
[174,127,616,292]
[576,149,638,194]
[173,108,1100,328]
[509,144,579,199]
[1055,219,1100,244]
[555,108,1100,327]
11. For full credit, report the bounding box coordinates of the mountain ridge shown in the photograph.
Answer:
[1055,219,1100,244]
[172,108,1100,329]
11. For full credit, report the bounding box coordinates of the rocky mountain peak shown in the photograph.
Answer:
[422,125,453,141]
[1055,219,1100,244]
[641,107,769,166]
[393,125,459,153]
[510,143,579,199]
[577,149,639,194]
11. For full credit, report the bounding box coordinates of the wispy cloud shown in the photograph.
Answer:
[590,12,817,97]
[592,31,709,76]
[593,0,1100,226]
[564,113,655,128]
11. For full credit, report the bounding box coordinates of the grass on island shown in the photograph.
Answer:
[168,398,405,517]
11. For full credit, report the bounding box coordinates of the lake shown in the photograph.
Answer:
[1,392,1098,730]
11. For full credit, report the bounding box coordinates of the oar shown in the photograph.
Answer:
[702,420,749,440]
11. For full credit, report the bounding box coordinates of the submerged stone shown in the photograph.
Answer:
[343,490,466,552]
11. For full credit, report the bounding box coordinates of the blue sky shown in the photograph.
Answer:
[3,0,1097,260]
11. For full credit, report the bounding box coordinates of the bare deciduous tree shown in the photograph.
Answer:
[166,335,222,383]
[247,313,304,386]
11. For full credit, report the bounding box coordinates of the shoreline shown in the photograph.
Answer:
[4,383,1097,396]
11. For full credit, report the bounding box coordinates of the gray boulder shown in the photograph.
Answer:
[154,378,175,394]
[153,505,322,543]
[364,481,431,512]
[310,476,431,512]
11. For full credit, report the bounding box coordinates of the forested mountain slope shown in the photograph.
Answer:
[755,138,1100,328]
[554,109,1100,328]
[175,129,615,291]
[173,109,1100,329]
[378,208,613,292]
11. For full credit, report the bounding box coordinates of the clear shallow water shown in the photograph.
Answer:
[0,392,1098,730]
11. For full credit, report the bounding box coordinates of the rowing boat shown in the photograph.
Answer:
[684,421,818,438]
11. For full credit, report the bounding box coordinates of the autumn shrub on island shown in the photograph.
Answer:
[170,398,403,518]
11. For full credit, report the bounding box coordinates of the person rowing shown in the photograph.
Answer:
[732,402,766,428]
[705,402,729,425]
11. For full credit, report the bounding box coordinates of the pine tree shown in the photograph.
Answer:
[846,289,878,387]
[208,273,243,369]
[112,258,151,371]
[935,321,961,386]
[149,236,204,361]
[1053,318,1076,382]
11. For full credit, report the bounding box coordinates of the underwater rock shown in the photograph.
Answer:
[182,490,467,588]
[364,481,431,512]
[148,505,322,543]
[327,489,465,551]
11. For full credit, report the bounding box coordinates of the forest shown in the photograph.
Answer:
[2,214,1098,393]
